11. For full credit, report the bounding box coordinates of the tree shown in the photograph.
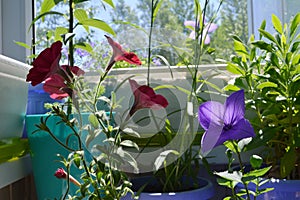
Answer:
[110,0,139,33]
[210,0,248,60]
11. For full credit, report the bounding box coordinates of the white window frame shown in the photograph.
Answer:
[0,0,33,62]
[247,0,299,38]
[0,0,2,55]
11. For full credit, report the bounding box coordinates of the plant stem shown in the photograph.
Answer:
[232,141,251,200]
[68,0,74,67]
[67,0,74,115]
[147,0,155,86]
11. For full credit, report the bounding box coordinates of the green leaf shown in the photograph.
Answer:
[291,41,300,53]
[216,177,233,188]
[54,27,68,41]
[117,148,139,173]
[62,33,75,45]
[232,35,244,43]
[258,187,274,195]
[74,9,88,22]
[74,0,89,3]
[14,41,31,49]
[251,41,273,52]
[250,155,263,169]
[250,47,256,61]
[154,150,179,171]
[41,0,55,15]
[290,13,300,38]
[88,113,99,129]
[120,140,139,150]
[102,0,115,8]
[272,14,283,34]
[29,11,65,31]
[73,152,81,168]
[234,40,248,56]
[194,0,201,22]
[237,137,252,151]
[292,54,300,66]
[122,127,140,138]
[244,166,272,178]
[215,171,242,183]
[260,20,266,30]
[79,19,115,36]
[223,84,240,91]
[224,140,237,153]
[152,0,163,23]
[74,42,93,53]
[280,149,297,178]
[270,52,280,67]
[226,63,245,75]
[259,20,266,39]
[74,9,89,32]
[256,82,278,90]
[258,29,277,44]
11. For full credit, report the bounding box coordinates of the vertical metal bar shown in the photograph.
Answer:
[32,0,36,56]
[247,0,254,37]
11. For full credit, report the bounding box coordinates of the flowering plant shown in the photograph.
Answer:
[27,35,142,199]
[199,89,273,199]
[25,0,143,199]
[24,0,278,199]
[225,13,300,180]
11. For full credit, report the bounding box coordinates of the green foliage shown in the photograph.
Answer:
[215,142,273,200]
[210,0,248,60]
[225,13,300,179]
[0,138,29,164]
[34,0,115,58]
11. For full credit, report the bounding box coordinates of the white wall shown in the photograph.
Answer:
[0,0,33,62]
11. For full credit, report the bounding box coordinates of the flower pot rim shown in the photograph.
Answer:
[130,176,213,194]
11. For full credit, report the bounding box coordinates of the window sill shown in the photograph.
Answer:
[0,154,32,189]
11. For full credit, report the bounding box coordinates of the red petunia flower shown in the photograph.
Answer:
[54,168,67,179]
[105,35,141,72]
[129,79,168,116]
[43,65,84,100]
[54,168,81,187]
[26,41,62,86]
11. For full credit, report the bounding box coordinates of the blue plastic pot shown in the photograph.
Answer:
[123,176,215,200]
[26,84,63,115]
[236,178,300,200]
[23,84,63,138]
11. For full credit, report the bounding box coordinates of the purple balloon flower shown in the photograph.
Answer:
[198,90,255,155]
[184,18,218,44]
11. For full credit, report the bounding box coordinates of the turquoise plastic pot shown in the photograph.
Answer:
[26,112,109,199]
[123,176,215,200]
[26,114,83,199]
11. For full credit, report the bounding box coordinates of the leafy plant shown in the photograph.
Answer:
[225,13,300,179]
[25,0,144,199]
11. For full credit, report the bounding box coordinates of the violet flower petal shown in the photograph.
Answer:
[207,23,218,33]
[201,123,224,154]
[224,118,256,141]
[204,35,211,44]
[224,90,245,126]
[198,101,224,130]
[184,20,196,27]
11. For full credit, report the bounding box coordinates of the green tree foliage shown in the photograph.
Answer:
[110,0,139,33]
[210,0,248,61]
[135,0,194,31]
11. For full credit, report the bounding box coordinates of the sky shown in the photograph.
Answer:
[123,0,138,7]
